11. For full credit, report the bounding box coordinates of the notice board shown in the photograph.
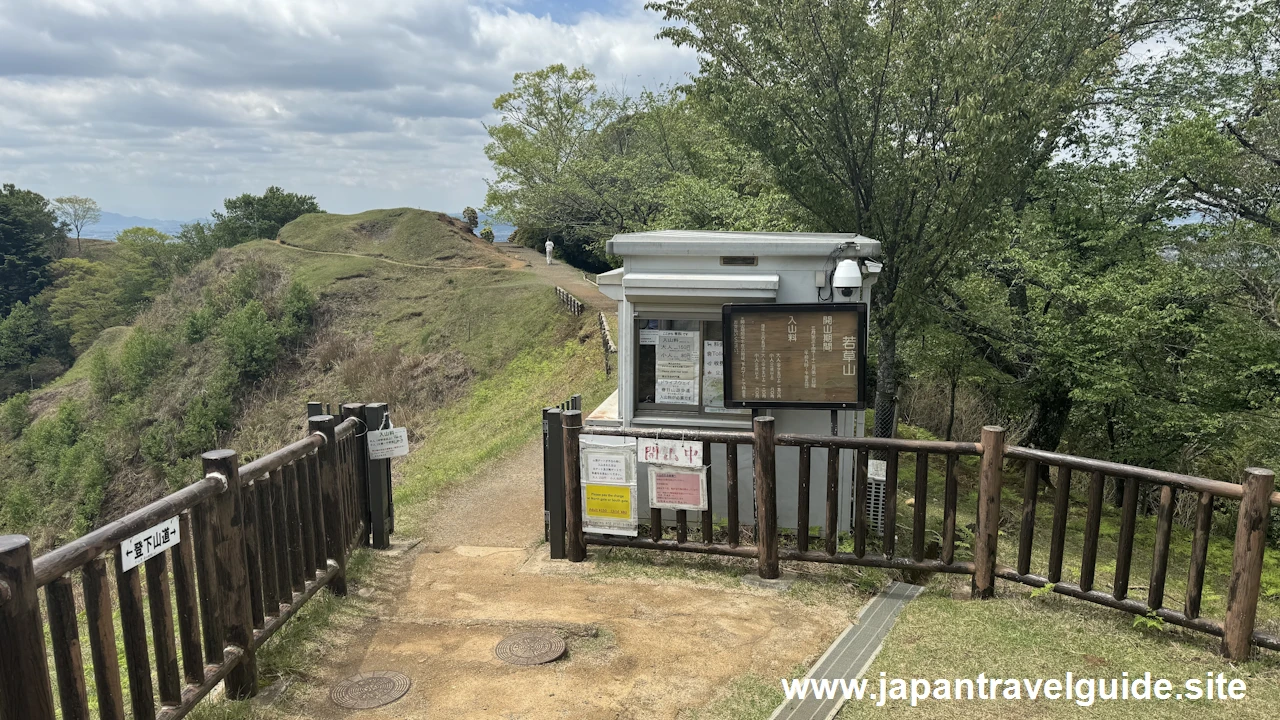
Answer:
[723,303,868,409]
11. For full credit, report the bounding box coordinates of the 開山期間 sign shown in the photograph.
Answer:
[723,303,867,409]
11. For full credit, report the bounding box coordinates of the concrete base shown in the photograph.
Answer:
[741,573,797,592]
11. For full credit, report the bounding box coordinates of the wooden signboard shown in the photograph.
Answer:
[723,303,868,409]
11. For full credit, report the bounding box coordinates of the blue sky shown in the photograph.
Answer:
[0,0,697,220]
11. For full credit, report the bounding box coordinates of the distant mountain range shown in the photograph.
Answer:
[81,211,202,239]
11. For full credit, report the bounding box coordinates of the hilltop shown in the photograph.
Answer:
[0,208,611,550]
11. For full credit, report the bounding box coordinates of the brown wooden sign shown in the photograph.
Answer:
[722,303,867,409]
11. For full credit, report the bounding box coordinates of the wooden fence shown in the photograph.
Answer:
[598,312,617,376]
[547,412,1280,660]
[555,287,584,316]
[0,404,381,720]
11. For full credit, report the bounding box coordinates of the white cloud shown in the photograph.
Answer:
[0,0,697,218]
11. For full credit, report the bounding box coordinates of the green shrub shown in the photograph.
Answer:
[0,392,31,438]
[184,305,218,343]
[141,419,179,467]
[87,349,120,401]
[176,362,237,457]
[278,279,316,344]
[221,300,278,379]
[118,328,173,395]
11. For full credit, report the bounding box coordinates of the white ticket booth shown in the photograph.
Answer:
[586,230,881,532]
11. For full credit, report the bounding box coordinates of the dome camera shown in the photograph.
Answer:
[832,259,863,298]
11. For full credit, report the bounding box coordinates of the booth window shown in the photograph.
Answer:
[636,319,745,417]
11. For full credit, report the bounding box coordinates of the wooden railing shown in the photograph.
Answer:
[598,312,617,376]
[549,413,1278,660]
[555,286,584,316]
[0,404,379,720]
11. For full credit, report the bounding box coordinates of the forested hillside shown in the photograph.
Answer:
[483,0,1280,512]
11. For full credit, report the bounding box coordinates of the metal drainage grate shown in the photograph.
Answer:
[330,670,412,709]
[494,631,567,666]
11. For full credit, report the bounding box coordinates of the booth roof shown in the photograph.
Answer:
[606,229,881,258]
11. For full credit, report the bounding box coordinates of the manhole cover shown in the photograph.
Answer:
[330,670,412,709]
[494,631,566,666]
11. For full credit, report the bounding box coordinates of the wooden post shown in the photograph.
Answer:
[0,535,57,720]
[754,416,779,579]
[341,403,369,546]
[562,410,585,562]
[543,408,567,559]
[1222,468,1275,660]
[972,426,1005,599]
[363,403,392,549]
[46,576,90,720]
[201,450,258,699]
[311,415,347,595]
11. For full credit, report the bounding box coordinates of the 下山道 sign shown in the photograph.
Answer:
[723,303,867,409]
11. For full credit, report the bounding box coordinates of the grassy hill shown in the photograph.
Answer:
[277,208,506,268]
[0,208,613,551]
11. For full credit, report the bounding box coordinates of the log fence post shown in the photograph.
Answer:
[1222,467,1275,660]
[972,426,1005,599]
[562,410,585,562]
[0,535,57,720]
[753,416,779,579]
[201,450,257,699]
[543,408,567,559]
[362,403,392,549]
[341,403,369,546]
[311,415,348,595]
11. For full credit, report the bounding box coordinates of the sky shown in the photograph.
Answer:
[0,0,699,220]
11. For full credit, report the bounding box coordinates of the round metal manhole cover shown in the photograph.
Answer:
[330,670,412,709]
[494,631,567,666]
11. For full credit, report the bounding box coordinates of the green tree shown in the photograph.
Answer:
[52,196,101,255]
[115,226,183,311]
[462,206,480,229]
[479,225,495,243]
[648,0,1190,439]
[44,258,128,353]
[211,186,322,243]
[486,67,801,270]
[0,184,64,315]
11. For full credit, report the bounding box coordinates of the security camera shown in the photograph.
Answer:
[832,259,863,297]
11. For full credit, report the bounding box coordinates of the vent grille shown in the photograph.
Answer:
[720,256,758,266]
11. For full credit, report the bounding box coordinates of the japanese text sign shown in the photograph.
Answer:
[120,516,180,572]
[723,303,867,409]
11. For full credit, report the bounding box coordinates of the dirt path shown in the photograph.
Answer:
[498,244,615,312]
[274,239,525,270]
[287,435,854,720]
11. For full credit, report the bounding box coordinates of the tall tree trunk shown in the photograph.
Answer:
[873,323,898,440]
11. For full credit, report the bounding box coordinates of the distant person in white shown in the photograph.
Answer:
[545,239,554,265]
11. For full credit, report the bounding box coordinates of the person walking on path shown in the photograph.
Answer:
[545,239,554,265]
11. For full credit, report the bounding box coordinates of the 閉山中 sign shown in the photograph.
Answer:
[648,465,708,511]
[637,438,703,468]
[120,516,180,572]
[723,303,867,409]
[367,427,409,460]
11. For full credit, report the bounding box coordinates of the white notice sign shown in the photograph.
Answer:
[638,438,704,468]
[120,516,180,572]
[584,448,634,486]
[655,330,700,405]
[367,427,409,460]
